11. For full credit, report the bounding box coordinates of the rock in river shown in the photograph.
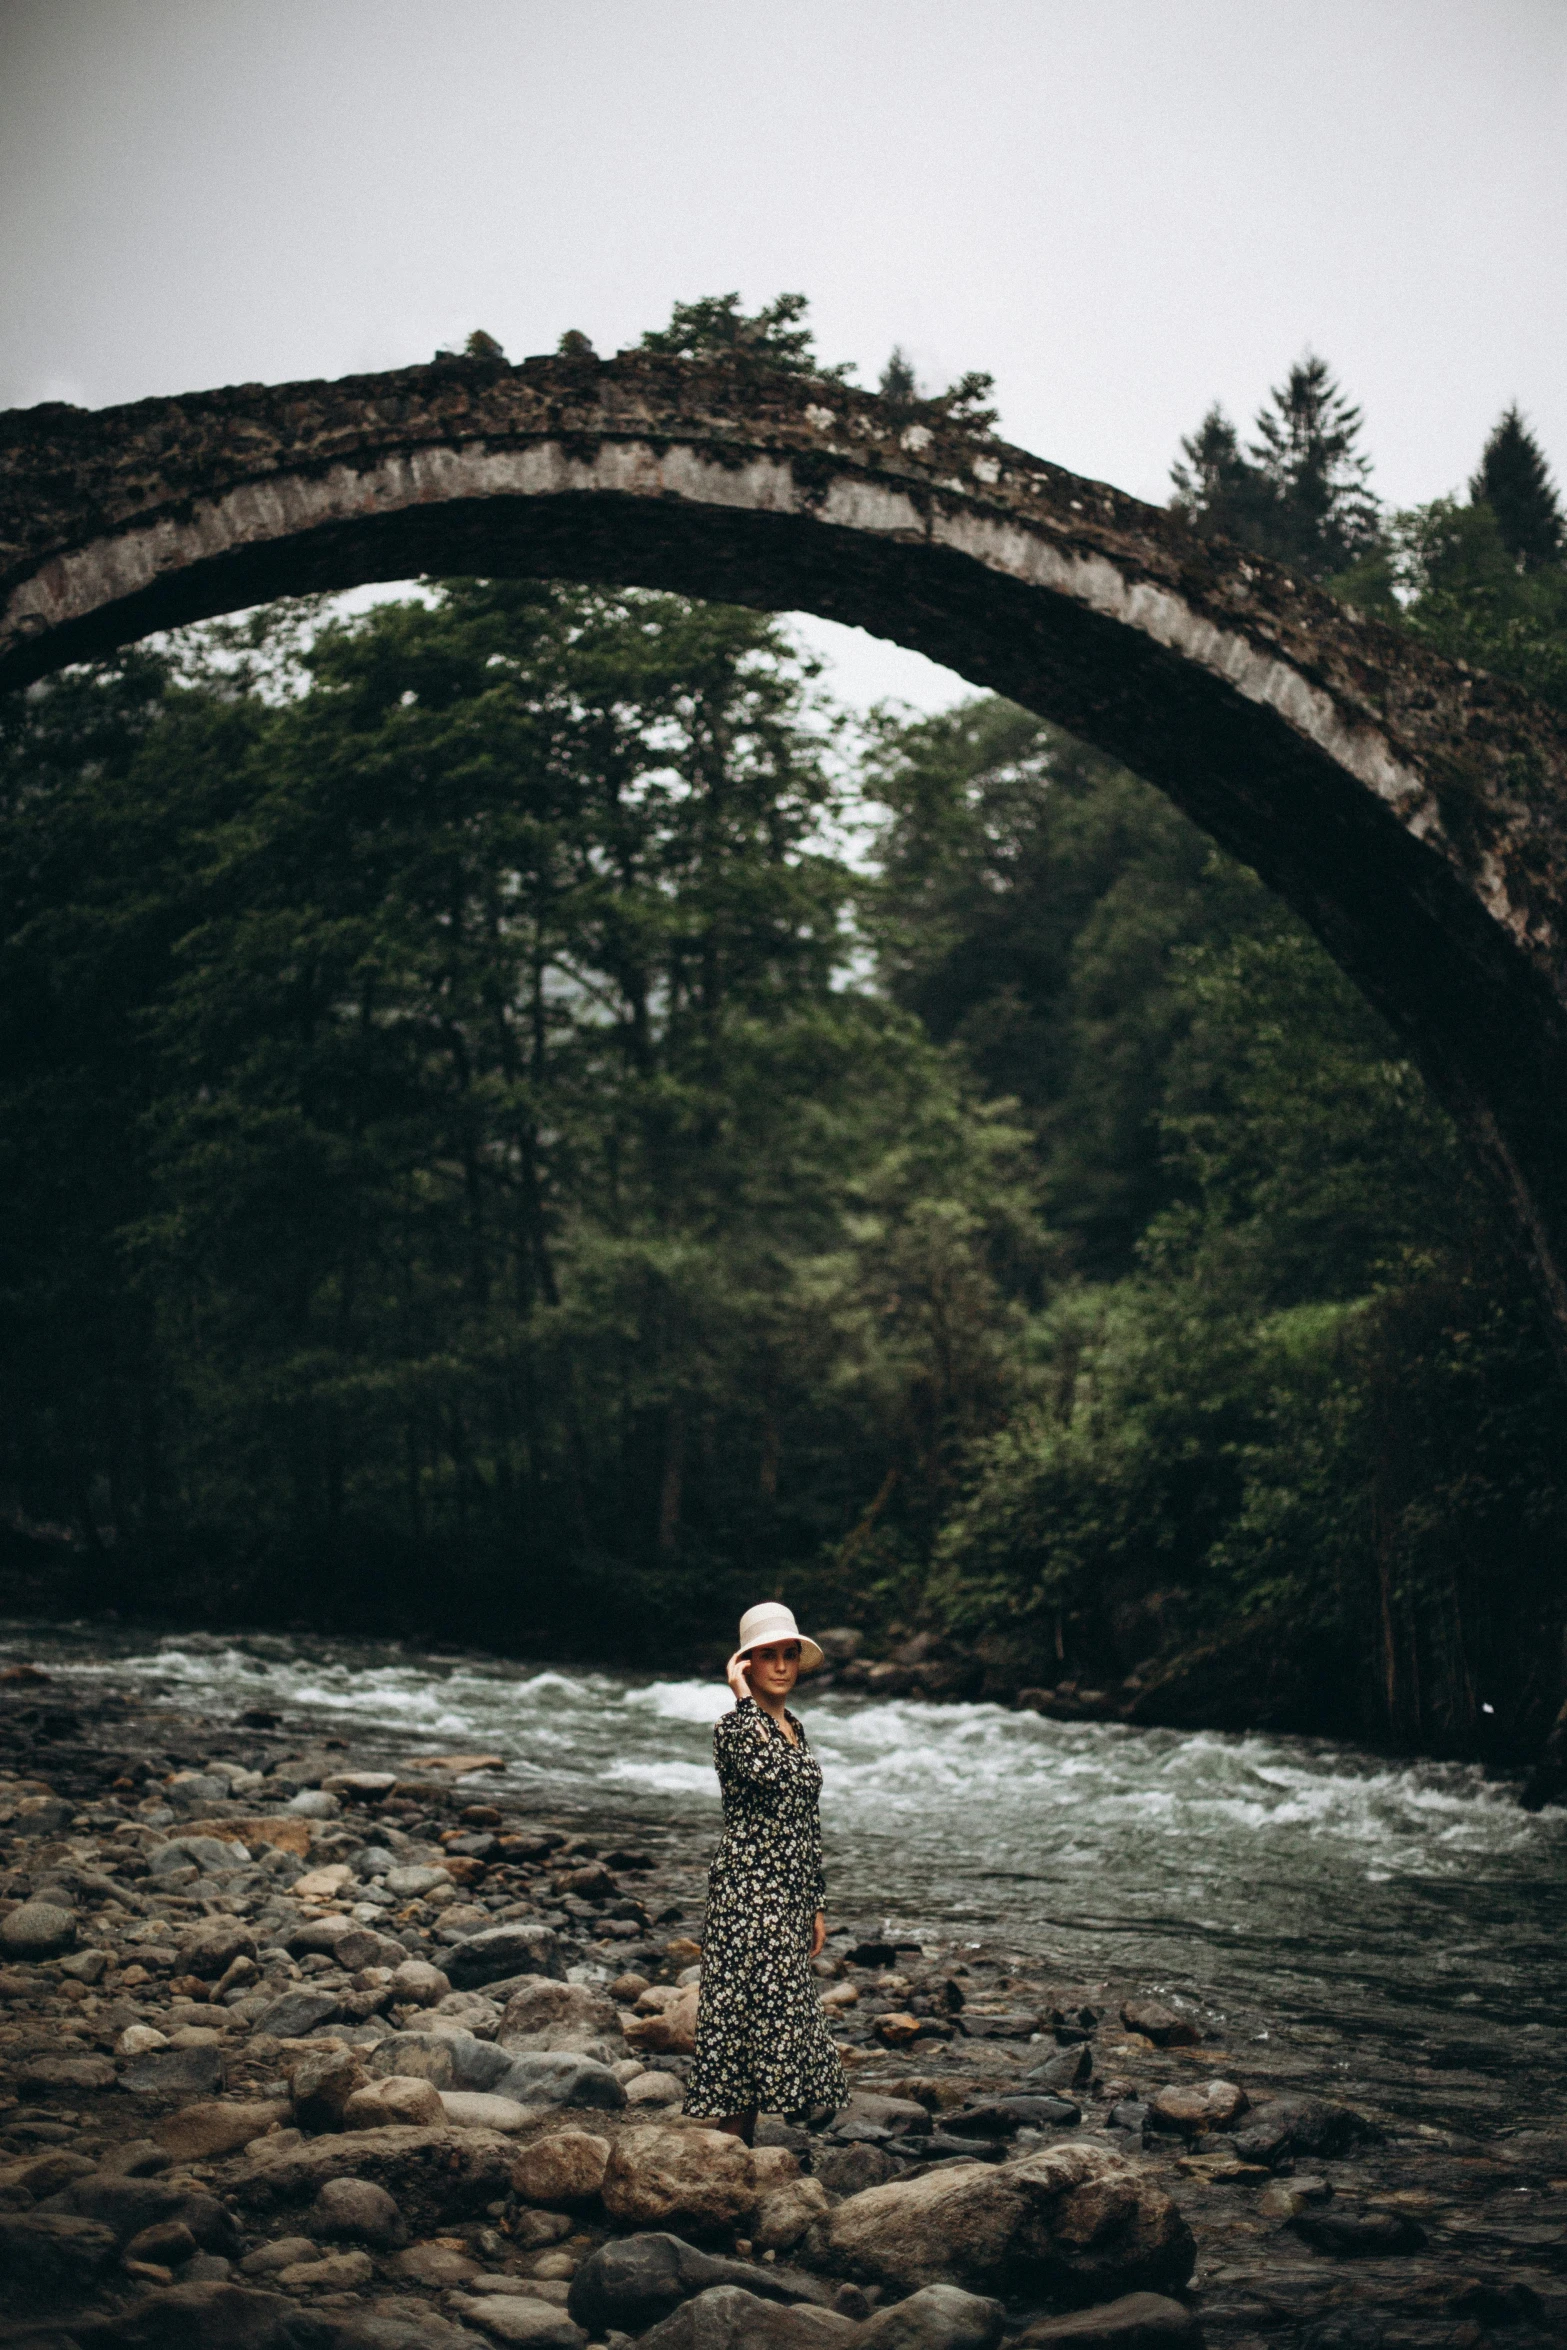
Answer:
[638,2285,852,2350]
[445,1921,564,1988]
[0,1899,77,1960]
[1017,2296,1204,2349]
[826,2142,1195,2303]
[856,2283,1004,2350]
[601,2127,760,2236]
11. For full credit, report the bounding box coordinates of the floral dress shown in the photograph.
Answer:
[684,1696,847,2119]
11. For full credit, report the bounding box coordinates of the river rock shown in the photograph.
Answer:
[391,1957,451,2005]
[343,2073,445,2128]
[446,2296,586,2349]
[389,2240,483,2285]
[755,2176,833,2252]
[155,2100,291,2160]
[367,2027,460,2087]
[512,2128,611,2204]
[232,2123,515,2236]
[38,2170,235,2250]
[1024,2046,1094,2094]
[826,2143,1195,2302]
[1146,2080,1248,2136]
[88,2279,320,2348]
[18,2051,116,2091]
[856,2284,1005,2350]
[441,2089,535,2131]
[337,2317,479,2350]
[124,2216,200,2268]
[836,2093,931,2138]
[251,1987,342,2039]
[0,1899,76,1960]
[624,1984,700,2054]
[179,1915,258,1978]
[627,2068,686,2106]
[0,2212,118,2309]
[1290,2207,1425,2257]
[1017,2295,1203,2349]
[500,1977,623,2052]
[637,2285,853,2350]
[1232,2097,1376,2166]
[602,2127,759,2234]
[240,2238,320,2276]
[815,2143,898,2196]
[497,2049,625,2110]
[567,2232,779,2336]
[308,2175,407,2248]
[1119,2001,1200,2047]
[121,2042,226,2098]
[445,1921,564,1988]
[290,2042,368,2131]
[385,1865,453,1898]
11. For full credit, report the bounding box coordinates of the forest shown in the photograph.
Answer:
[3,300,1566,1768]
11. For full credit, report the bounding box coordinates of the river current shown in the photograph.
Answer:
[6,1623,1564,2117]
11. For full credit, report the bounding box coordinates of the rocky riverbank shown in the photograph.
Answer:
[1,1665,1564,2350]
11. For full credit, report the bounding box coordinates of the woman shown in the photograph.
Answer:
[683,1601,847,2143]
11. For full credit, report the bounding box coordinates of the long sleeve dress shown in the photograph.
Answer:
[683,1695,847,2120]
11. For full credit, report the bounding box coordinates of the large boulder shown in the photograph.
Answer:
[826,2143,1195,2304]
[307,2175,407,2249]
[0,2212,117,2310]
[638,2285,854,2350]
[1231,2097,1377,2167]
[444,1921,563,1989]
[232,2124,515,2237]
[37,2171,234,2251]
[601,2127,759,2236]
[623,1984,700,2055]
[499,1978,623,2055]
[857,2285,1005,2350]
[511,2129,611,2205]
[1017,2297,1203,2349]
[568,2232,823,2337]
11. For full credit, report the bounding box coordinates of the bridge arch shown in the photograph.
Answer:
[4,350,1567,1355]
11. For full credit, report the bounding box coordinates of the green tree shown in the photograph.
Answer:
[639,292,852,380]
[1470,403,1563,571]
[1172,355,1381,580]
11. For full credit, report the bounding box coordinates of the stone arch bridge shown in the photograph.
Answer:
[4,352,1567,1358]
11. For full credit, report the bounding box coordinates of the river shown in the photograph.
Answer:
[6,1621,1565,2127]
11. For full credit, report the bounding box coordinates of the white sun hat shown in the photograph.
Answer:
[737,1601,825,1673]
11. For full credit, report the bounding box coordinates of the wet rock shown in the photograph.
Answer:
[390,1957,450,2005]
[1146,2081,1247,2136]
[944,2097,1080,2138]
[179,1916,258,1978]
[0,2211,118,2308]
[836,2094,931,2138]
[121,2042,226,2097]
[1231,2097,1377,2167]
[251,1987,342,2039]
[342,2072,445,2128]
[0,1900,77,1960]
[601,2127,760,2235]
[1016,2295,1203,2349]
[1023,2045,1094,2094]
[38,2171,235,2252]
[119,2024,169,2055]
[512,2128,611,2204]
[1118,2002,1200,2048]
[307,2174,407,2248]
[496,2049,625,2110]
[336,2317,478,2350]
[17,2050,116,2091]
[0,2147,97,2198]
[59,1944,109,1983]
[637,2284,852,2350]
[440,2088,535,2130]
[385,1865,452,1898]
[155,2100,292,2161]
[289,2041,368,2131]
[445,1921,564,1989]
[446,2294,586,2348]
[1290,2207,1426,2257]
[624,1985,699,2055]
[1257,2175,1332,2219]
[826,2142,1195,2302]
[856,2283,1004,2350]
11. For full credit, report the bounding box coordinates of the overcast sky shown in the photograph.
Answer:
[3,0,1563,709]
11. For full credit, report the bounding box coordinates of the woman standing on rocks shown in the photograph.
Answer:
[684,1603,847,2145]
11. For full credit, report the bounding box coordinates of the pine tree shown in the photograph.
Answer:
[639,292,853,381]
[1248,355,1381,579]
[879,346,919,406]
[1171,405,1268,544]
[1470,405,1563,571]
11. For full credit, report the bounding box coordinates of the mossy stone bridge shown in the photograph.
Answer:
[5,351,1567,1356]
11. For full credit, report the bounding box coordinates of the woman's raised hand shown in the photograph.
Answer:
[725,1649,753,1703]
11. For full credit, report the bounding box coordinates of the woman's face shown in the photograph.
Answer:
[746,1639,801,1701]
